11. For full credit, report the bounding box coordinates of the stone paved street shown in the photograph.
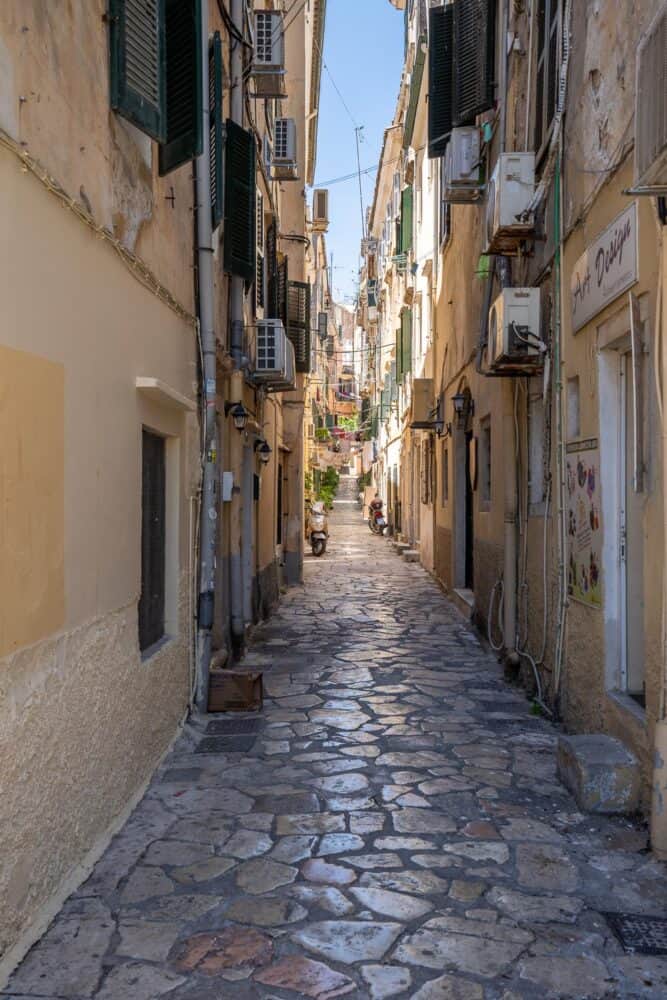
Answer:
[5,484,667,999]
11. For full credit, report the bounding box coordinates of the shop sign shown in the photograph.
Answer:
[566,438,602,608]
[570,203,638,333]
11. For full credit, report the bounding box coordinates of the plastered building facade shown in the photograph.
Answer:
[0,0,324,980]
[362,0,667,837]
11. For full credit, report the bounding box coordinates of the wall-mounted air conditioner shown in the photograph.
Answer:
[272,118,298,180]
[267,338,296,393]
[318,311,328,342]
[635,3,667,191]
[444,127,483,203]
[252,12,286,98]
[312,189,329,232]
[485,153,535,253]
[253,319,287,382]
[487,288,544,374]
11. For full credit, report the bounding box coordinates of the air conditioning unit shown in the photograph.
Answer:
[485,153,535,253]
[444,128,483,203]
[267,338,296,393]
[635,3,667,191]
[487,288,545,374]
[252,12,286,98]
[253,319,287,382]
[272,118,298,180]
[318,311,328,341]
[312,189,329,232]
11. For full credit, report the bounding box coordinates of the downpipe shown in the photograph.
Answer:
[195,0,218,710]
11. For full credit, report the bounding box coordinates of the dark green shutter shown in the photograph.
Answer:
[453,0,497,127]
[109,0,166,142]
[210,32,223,227]
[287,280,311,373]
[396,326,403,381]
[223,120,256,281]
[400,185,413,254]
[402,308,412,379]
[158,0,203,175]
[428,4,453,158]
[266,222,278,317]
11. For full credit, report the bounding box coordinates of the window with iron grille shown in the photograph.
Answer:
[535,0,561,157]
[256,250,265,312]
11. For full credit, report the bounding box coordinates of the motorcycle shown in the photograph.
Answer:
[368,496,387,535]
[308,501,329,556]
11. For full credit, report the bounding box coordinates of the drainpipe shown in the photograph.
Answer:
[497,256,518,662]
[652,224,667,860]
[195,0,218,710]
[229,0,247,645]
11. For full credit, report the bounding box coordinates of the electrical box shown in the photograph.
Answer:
[485,153,535,253]
[222,471,234,502]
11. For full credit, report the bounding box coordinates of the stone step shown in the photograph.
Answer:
[556,734,640,814]
[402,550,420,563]
[394,542,411,554]
[451,587,475,620]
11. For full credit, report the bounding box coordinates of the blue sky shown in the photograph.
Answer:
[312,0,404,305]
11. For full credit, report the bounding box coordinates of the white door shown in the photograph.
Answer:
[619,350,645,704]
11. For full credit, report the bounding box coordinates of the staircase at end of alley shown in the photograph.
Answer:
[5,480,667,999]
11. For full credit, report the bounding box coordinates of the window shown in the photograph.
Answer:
[400,185,414,254]
[439,157,452,246]
[421,437,435,505]
[535,0,561,156]
[286,281,311,373]
[480,417,492,506]
[528,392,547,509]
[442,444,449,506]
[567,375,580,439]
[139,429,166,652]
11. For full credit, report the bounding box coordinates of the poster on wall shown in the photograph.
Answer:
[566,439,602,608]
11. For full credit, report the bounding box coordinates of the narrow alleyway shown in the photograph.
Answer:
[6,482,667,1000]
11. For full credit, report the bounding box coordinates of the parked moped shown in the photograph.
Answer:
[368,495,387,535]
[308,501,329,556]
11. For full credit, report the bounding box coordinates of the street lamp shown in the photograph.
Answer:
[254,439,272,465]
[452,392,474,429]
[224,401,249,432]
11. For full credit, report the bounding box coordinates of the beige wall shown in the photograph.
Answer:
[0,146,196,974]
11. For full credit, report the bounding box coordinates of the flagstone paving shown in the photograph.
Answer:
[5,485,667,998]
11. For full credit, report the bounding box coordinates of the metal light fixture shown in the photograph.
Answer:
[452,392,474,428]
[225,401,249,432]
[254,439,272,465]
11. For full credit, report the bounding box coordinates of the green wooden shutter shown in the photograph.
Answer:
[453,0,497,127]
[287,280,311,373]
[428,4,453,158]
[109,0,166,142]
[400,185,413,254]
[209,32,223,228]
[266,222,278,317]
[223,120,256,281]
[402,308,413,378]
[159,0,203,175]
[277,256,289,326]
[396,326,403,381]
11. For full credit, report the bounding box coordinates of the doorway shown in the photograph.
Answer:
[619,349,645,705]
[465,429,474,589]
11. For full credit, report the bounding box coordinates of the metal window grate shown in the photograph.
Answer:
[604,913,667,955]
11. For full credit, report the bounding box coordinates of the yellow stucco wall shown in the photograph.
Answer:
[0,346,65,656]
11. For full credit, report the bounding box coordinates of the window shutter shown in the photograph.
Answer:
[402,308,412,378]
[109,0,166,142]
[209,32,223,228]
[158,0,203,176]
[266,222,278,317]
[287,280,311,373]
[396,326,403,381]
[400,185,413,254]
[428,4,453,158]
[277,256,289,326]
[453,0,497,127]
[223,120,256,281]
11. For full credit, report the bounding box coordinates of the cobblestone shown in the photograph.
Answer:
[4,491,667,998]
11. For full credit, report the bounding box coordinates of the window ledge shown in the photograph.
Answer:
[136,377,197,412]
[141,634,177,663]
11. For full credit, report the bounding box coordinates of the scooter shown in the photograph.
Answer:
[308,501,329,556]
[368,496,387,535]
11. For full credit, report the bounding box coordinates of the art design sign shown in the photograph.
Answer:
[570,203,638,332]
[566,439,602,608]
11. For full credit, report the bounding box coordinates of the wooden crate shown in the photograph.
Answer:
[207,668,263,713]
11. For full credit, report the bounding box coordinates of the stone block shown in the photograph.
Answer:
[394,542,411,554]
[402,550,420,563]
[556,734,640,814]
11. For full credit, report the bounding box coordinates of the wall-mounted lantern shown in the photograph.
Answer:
[452,391,474,429]
[254,439,272,465]
[224,401,249,432]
